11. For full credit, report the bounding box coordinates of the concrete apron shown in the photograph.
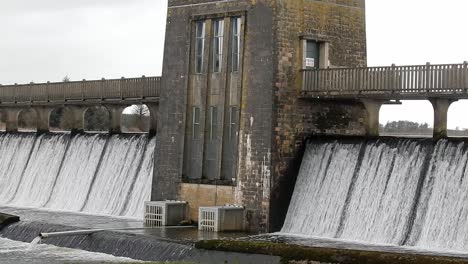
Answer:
[0,212,20,231]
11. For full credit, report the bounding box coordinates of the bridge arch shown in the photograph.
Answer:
[84,106,110,132]
[379,100,433,137]
[17,108,38,132]
[49,106,87,133]
[121,104,151,133]
[448,100,468,137]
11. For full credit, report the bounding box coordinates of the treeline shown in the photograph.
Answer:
[380,121,431,133]
[380,120,468,136]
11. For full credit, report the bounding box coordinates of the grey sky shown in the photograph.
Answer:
[0,0,167,84]
[1,0,467,128]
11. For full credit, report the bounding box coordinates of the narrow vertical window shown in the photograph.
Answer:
[305,40,319,69]
[192,107,200,138]
[209,106,218,140]
[212,19,224,73]
[195,21,205,74]
[231,17,241,72]
[228,106,238,140]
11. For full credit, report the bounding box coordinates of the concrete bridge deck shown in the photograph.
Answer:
[301,63,468,100]
[0,76,161,106]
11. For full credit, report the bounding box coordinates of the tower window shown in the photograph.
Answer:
[209,106,218,140]
[305,40,319,69]
[195,21,206,74]
[228,106,238,140]
[212,19,224,73]
[192,107,200,138]
[231,17,241,72]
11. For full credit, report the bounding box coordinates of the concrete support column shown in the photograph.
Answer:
[146,103,159,136]
[430,98,456,140]
[34,107,54,134]
[3,108,21,133]
[105,105,126,134]
[68,106,87,134]
[361,99,384,137]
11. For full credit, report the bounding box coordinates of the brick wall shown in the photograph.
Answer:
[269,0,367,231]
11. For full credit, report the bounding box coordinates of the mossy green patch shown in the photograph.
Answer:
[195,239,468,264]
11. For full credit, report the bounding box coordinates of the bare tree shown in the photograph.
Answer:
[62,75,70,82]
[128,104,150,131]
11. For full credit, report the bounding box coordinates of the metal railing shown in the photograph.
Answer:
[0,76,161,104]
[302,63,468,98]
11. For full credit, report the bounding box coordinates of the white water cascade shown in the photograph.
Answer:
[282,138,468,252]
[0,133,156,219]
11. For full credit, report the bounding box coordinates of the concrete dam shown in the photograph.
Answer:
[0,133,155,219]
[3,0,468,263]
[282,138,468,252]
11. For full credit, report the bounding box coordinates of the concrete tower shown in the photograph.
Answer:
[153,0,367,232]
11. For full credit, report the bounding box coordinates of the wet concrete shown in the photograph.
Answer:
[0,206,279,263]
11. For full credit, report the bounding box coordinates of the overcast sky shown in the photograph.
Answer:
[1,0,468,128]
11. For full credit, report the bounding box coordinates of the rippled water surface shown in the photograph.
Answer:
[0,237,137,263]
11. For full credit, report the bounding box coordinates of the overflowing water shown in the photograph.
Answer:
[0,132,155,219]
[282,138,468,252]
[0,237,137,263]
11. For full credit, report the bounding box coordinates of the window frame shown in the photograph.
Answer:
[212,19,224,73]
[231,17,241,72]
[192,106,201,138]
[194,20,206,74]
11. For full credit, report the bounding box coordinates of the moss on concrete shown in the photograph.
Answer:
[195,239,468,264]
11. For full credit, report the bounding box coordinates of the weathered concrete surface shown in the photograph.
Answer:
[1,220,280,264]
[430,98,457,140]
[154,0,368,233]
[0,213,20,230]
[179,183,236,221]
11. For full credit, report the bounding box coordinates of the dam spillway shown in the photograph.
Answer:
[0,132,155,219]
[282,138,468,252]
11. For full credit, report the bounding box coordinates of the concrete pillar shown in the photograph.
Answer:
[68,106,87,134]
[361,99,384,137]
[105,105,126,134]
[430,98,457,140]
[146,103,159,136]
[3,108,21,133]
[34,107,54,134]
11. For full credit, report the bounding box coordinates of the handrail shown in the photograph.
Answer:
[302,62,468,97]
[0,76,161,104]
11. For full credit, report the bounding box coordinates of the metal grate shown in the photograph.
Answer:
[144,202,164,227]
[199,209,217,231]
[199,206,244,232]
[144,201,187,227]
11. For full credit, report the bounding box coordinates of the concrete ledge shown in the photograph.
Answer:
[195,240,468,264]
[0,213,20,230]
[0,220,279,264]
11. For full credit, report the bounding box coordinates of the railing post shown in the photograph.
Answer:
[81,79,84,101]
[464,61,468,93]
[391,63,396,93]
[46,81,50,102]
[101,78,105,100]
[120,77,124,100]
[141,75,146,99]
[426,62,431,93]
[14,83,17,103]
[29,82,33,103]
